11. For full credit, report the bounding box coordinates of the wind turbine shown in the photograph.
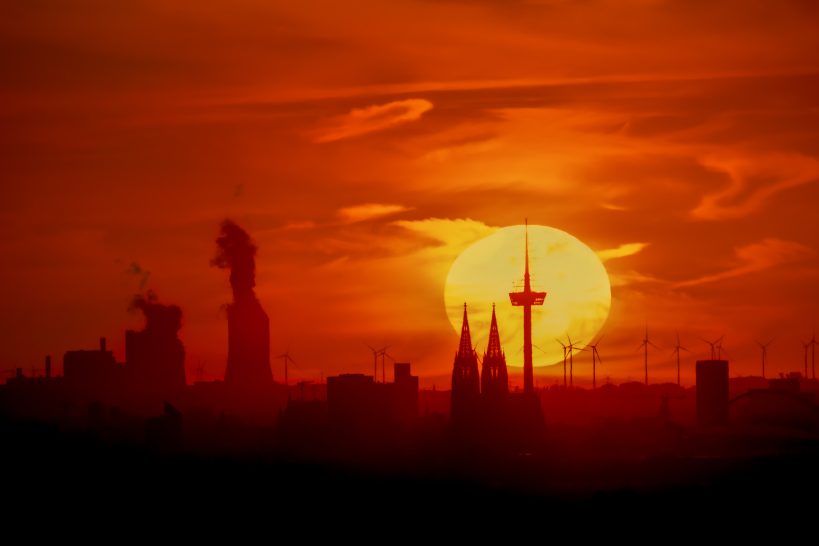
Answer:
[801,339,810,378]
[367,344,378,379]
[276,350,296,398]
[700,335,725,360]
[583,339,603,389]
[638,325,660,385]
[366,344,388,382]
[383,349,403,383]
[565,334,582,388]
[755,338,774,379]
[809,332,817,380]
[671,332,689,387]
[716,337,730,360]
[379,345,391,383]
[555,338,568,387]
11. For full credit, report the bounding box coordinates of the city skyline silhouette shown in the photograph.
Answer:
[3,0,819,528]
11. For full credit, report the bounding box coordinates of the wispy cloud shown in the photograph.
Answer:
[675,238,813,287]
[692,153,819,220]
[314,98,433,143]
[597,242,649,262]
[392,218,497,250]
[337,203,412,223]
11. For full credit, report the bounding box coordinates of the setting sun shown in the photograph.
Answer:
[444,224,611,368]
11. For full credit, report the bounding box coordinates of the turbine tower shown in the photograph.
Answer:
[755,338,774,379]
[700,335,725,360]
[810,332,817,380]
[276,349,296,399]
[638,325,659,385]
[509,219,546,395]
[802,339,810,378]
[565,334,582,388]
[585,340,603,389]
[556,338,568,387]
[671,332,689,387]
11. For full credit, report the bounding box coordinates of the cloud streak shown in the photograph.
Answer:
[692,153,819,220]
[337,203,412,223]
[675,238,813,288]
[597,242,649,262]
[313,98,433,143]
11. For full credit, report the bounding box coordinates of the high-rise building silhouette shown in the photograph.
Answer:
[509,220,546,394]
[451,303,480,425]
[392,362,419,424]
[481,304,508,400]
[63,337,119,388]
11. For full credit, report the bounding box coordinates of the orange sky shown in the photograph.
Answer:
[2,0,819,387]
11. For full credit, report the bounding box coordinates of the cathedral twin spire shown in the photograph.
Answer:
[452,302,508,419]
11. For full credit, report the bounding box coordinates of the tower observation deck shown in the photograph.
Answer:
[508,220,546,394]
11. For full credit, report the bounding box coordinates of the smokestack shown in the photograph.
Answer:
[100,337,107,352]
[45,355,51,379]
[212,219,272,391]
[211,219,258,302]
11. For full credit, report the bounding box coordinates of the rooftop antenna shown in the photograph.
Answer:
[755,338,774,379]
[671,332,689,387]
[638,324,660,385]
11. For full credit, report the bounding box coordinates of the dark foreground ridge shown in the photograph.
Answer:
[3,416,819,526]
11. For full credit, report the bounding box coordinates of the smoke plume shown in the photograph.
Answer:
[130,290,182,334]
[212,219,258,302]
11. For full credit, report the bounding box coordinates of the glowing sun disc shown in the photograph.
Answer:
[444,224,611,367]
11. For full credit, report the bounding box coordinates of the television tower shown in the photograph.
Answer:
[509,219,546,394]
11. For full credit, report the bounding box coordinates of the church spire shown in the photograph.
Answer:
[457,302,473,358]
[486,303,503,359]
[481,303,509,398]
[451,302,480,425]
